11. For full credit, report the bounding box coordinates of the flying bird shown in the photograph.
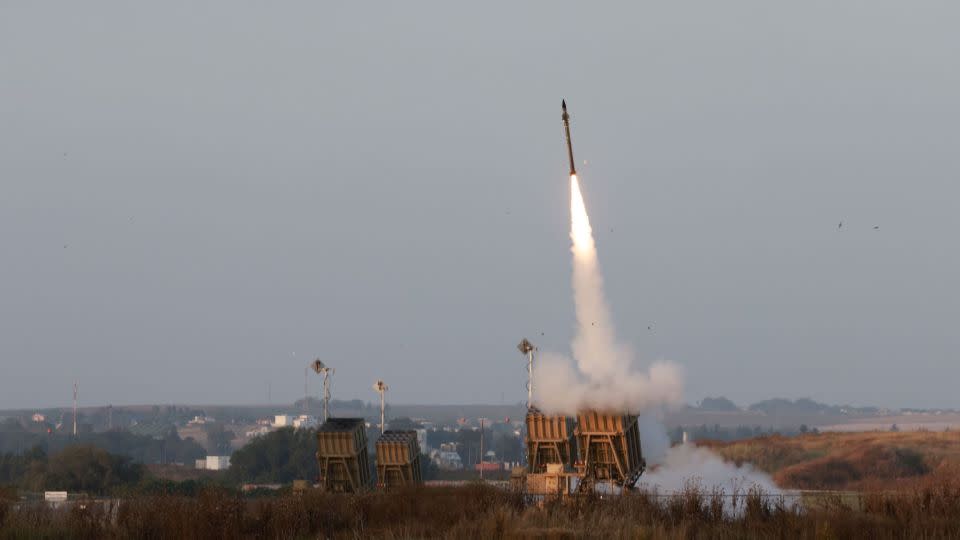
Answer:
[838,221,843,230]
[873,226,879,230]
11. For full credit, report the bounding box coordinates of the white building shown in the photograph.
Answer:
[273,415,294,427]
[44,491,67,502]
[292,415,318,429]
[205,456,231,470]
[245,426,270,438]
[416,428,428,452]
[430,449,463,470]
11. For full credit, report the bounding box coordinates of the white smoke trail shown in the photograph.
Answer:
[532,175,683,415]
[533,174,786,500]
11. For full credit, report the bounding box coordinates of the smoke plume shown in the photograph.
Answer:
[533,174,785,498]
[638,443,783,496]
[532,175,683,415]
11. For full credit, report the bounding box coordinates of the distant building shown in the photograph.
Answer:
[439,442,458,452]
[205,456,231,470]
[187,415,216,425]
[273,415,294,427]
[245,426,270,438]
[292,415,318,429]
[415,428,428,452]
[44,491,68,503]
[430,447,463,470]
[31,413,46,423]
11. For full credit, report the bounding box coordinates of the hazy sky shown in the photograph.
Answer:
[3,2,959,410]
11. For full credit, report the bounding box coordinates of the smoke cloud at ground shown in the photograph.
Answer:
[638,443,785,500]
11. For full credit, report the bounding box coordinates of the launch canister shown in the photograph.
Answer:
[562,99,576,176]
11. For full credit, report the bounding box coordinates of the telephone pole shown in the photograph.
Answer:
[72,381,78,436]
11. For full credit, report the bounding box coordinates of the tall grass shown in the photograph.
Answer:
[4,479,960,539]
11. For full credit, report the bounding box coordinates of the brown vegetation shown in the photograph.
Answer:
[4,432,960,538]
[699,430,960,490]
[3,480,960,539]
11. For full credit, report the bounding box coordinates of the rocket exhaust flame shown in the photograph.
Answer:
[569,175,593,256]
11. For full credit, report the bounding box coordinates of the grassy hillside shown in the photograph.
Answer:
[700,431,960,490]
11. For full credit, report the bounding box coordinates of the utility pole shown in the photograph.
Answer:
[479,418,485,480]
[373,380,388,436]
[311,359,334,423]
[518,339,535,408]
[72,381,78,437]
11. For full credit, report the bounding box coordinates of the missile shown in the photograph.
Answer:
[561,99,576,176]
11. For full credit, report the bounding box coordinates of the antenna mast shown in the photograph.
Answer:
[518,339,535,408]
[72,381,78,436]
[479,418,485,480]
[373,380,388,436]
[311,359,334,422]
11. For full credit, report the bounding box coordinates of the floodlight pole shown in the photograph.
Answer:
[518,339,535,408]
[311,359,334,423]
[321,370,332,422]
[479,418,485,481]
[527,350,533,406]
[373,380,388,436]
[72,381,78,437]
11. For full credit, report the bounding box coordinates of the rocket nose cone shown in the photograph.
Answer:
[562,99,567,109]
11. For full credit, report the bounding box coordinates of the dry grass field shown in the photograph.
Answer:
[5,482,960,539]
[699,430,960,490]
[5,432,960,538]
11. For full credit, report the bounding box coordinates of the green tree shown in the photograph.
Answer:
[229,427,318,484]
[24,445,144,495]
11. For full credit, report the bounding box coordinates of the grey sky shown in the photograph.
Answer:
[2,2,958,409]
